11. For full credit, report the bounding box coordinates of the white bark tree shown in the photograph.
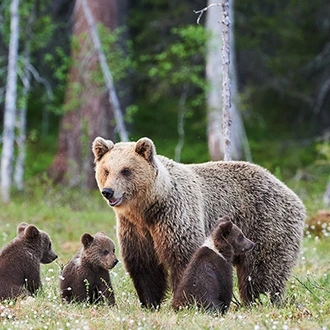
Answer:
[1,0,20,202]
[221,0,232,161]
[204,0,251,161]
[14,51,31,190]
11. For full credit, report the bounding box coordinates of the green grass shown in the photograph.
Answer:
[0,185,330,329]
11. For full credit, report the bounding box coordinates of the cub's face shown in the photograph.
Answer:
[40,232,58,264]
[93,138,157,208]
[213,217,255,255]
[18,223,58,264]
[82,233,118,270]
[226,225,255,255]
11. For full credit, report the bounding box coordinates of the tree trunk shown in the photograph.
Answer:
[206,0,250,161]
[1,0,20,202]
[206,1,223,161]
[14,55,30,191]
[14,5,35,191]
[81,0,128,142]
[221,0,232,161]
[323,181,330,206]
[228,0,252,162]
[48,0,123,188]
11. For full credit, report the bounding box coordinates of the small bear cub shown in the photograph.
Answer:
[172,216,255,314]
[60,232,118,305]
[0,222,58,300]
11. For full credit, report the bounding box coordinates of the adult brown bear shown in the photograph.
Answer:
[92,136,306,309]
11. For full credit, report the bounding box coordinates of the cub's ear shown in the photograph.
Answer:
[95,231,107,237]
[135,137,156,163]
[81,233,94,248]
[219,221,233,237]
[24,225,40,239]
[17,222,29,235]
[217,215,231,223]
[92,137,114,162]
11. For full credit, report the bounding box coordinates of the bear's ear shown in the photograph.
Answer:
[24,225,40,239]
[219,221,233,237]
[81,233,94,248]
[218,215,231,223]
[95,231,106,237]
[17,222,29,235]
[92,137,114,162]
[135,138,156,163]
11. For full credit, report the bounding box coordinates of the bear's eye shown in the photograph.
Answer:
[238,234,244,241]
[103,250,109,256]
[104,169,109,176]
[121,168,131,177]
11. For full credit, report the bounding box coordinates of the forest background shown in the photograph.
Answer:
[0,0,330,199]
[0,1,330,329]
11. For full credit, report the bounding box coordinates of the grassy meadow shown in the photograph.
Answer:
[0,182,329,330]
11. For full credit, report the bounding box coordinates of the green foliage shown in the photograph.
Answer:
[130,25,209,161]
[236,0,330,139]
[316,142,330,164]
[97,26,134,82]
[139,25,208,101]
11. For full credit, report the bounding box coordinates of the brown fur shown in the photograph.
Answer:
[60,232,118,305]
[172,216,255,313]
[92,136,306,309]
[0,222,57,300]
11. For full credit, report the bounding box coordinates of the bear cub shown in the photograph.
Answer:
[172,216,255,314]
[0,222,58,300]
[60,232,118,305]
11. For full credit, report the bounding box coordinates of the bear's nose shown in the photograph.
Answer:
[112,259,119,268]
[102,188,114,200]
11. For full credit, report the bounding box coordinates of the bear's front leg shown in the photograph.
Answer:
[26,273,42,295]
[118,216,168,309]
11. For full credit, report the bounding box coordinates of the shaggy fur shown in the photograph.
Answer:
[60,232,118,305]
[0,222,57,300]
[172,216,255,313]
[92,136,306,309]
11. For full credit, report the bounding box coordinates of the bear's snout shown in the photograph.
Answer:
[243,241,256,253]
[102,188,114,200]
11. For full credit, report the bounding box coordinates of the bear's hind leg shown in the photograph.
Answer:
[118,218,167,309]
[236,255,287,306]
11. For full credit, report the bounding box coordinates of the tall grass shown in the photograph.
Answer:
[0,184,329,330]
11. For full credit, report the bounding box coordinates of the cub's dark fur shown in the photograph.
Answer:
[172,216,255,313]
[60,232,118,305]
[0,222,57,300]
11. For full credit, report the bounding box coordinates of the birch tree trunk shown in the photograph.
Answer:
[206,1,223,161]
[13,5,36,191]
[323,181,330,206]
[221,0,232,161]
[228,0,252,162]
[175,84,189,162]
[1,0,20,202]
[14,52,31,190]
[206,0,250,161]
